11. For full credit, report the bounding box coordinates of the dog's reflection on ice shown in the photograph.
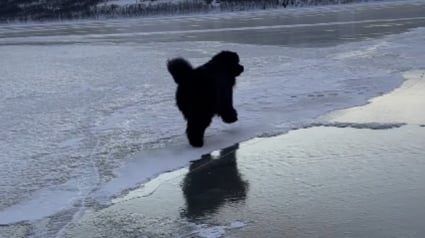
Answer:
[181,144,249,219]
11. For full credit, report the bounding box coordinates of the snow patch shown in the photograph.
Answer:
[0,181,80,224]
[311,122,406,130]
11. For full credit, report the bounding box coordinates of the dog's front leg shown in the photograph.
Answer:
[218,86,238,124]
[186,117,212,147]
[221,108,238,124]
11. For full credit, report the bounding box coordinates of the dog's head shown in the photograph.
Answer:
[211,51,244,77]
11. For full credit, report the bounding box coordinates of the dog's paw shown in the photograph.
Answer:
[221,110,238,124]
[187,129,204,147]
[223,116,237,123]
[188,137,204,147]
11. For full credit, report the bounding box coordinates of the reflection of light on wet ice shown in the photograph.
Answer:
[326,70,425,125]
[333,42,388,59]
[190,221,246,238]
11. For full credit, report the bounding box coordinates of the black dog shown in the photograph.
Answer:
[167,51,244,147]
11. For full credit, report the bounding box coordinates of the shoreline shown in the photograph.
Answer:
[1,0,424,26]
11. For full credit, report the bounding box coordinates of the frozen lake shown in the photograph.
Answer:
[60,124,425,238]
[1,0,425,237]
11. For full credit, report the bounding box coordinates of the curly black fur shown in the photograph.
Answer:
[167,51,244,147]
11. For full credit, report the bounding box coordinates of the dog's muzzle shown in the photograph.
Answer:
[236,65,244,76]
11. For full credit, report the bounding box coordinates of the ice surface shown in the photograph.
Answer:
[59,125,425,238]
[93,30,425,201]
[1,1,425,233]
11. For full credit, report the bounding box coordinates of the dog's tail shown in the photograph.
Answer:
[167,58,193,84]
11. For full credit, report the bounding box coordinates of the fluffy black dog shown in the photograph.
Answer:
[167,51,244,147]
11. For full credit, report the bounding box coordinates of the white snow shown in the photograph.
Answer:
[0,181,80,224]
[102,0,138,7]
[98,0,187,7]
[1,0,425,229]
[325,70,425,124]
